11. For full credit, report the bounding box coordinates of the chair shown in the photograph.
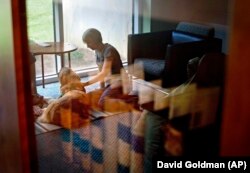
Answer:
[127,22,222,88]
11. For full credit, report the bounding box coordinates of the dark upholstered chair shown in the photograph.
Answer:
[127,22,222,88]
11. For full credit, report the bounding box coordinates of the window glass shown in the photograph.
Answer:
[63,0,133,71]
[26,0,55,77]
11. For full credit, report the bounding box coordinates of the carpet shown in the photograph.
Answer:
[36,111,144,173]
[36,79,145,173]
[37,81,61,99]
[37,77,100,99]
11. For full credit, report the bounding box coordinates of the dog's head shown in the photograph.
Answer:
[58,67,85,94]
[59,67,80,86]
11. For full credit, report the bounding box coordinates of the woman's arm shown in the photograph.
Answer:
[83,58,112,86]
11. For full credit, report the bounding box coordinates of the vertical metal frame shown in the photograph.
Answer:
[133,0,151,34]
[53,0,64,72]
[133,0,143,34]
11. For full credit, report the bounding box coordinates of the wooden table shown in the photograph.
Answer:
[29,42,78,88]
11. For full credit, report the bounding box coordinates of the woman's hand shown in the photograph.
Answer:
[82,81,89,87]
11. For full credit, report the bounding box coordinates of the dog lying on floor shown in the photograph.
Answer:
[37,67,90,129]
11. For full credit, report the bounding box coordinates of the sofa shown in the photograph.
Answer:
[127,22,222,88]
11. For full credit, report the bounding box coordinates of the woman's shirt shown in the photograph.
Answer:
[95,43,123,86]
[95,43,123,75]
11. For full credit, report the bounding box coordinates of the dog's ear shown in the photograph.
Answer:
[59,74,68,86]
[60,84,70,95]
[58,72,63,84]
[58,68,65,84]
[59,67,71,85]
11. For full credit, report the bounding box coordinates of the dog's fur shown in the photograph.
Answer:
[37,67,90,129]
[58,67,86,95]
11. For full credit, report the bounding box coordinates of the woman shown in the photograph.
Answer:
[82,28,125,110]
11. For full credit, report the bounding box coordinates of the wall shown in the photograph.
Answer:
[151,0,230,29]
[150,0,232,53]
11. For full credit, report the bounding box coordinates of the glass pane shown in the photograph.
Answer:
[34,55,57,77]
[63,0,133,71]
[26,0,56,77]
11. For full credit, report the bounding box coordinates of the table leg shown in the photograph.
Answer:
[68,52,71,68]
[61,53,65,68]
[41,54,45,88]
[55,55,58,73]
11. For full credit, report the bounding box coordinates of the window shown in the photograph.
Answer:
[26,0,56,78]
[27,0,133,82]
[63,0,133,71]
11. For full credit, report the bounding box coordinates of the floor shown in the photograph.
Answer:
[37,76,100,99]
[35,77,145,173]
[36,111,144,173]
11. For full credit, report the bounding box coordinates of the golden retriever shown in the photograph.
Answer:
[37,67,90,129]
[58,67,86,95]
